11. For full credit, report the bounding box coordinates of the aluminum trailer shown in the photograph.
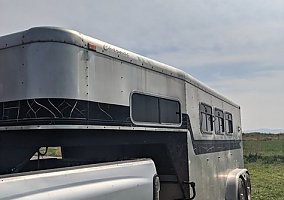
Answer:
[0,27,251,200]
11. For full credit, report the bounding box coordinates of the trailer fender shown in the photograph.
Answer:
[225,168,251,200]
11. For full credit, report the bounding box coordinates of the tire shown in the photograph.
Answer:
[238,177,248,200]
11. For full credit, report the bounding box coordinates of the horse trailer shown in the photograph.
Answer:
[0,27,251,200]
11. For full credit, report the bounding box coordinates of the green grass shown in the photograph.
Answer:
[245,162,284,200]
[243,135,284,200]
[37,146,62,157]
[243,140,283,157]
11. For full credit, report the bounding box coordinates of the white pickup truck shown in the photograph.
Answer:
[0,159,160,200]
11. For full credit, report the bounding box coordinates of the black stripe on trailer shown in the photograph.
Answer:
[0,98,241,155]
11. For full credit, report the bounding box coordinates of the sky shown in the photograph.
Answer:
[0,0,283,131]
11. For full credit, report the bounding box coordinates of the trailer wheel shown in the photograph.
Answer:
[244,173,251,200]
[238,177,248,200]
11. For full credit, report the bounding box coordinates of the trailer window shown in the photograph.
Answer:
[225,112,233,134]
[160,98,180,124]
[200,103,213,133]
[131,93,181,125]
[132,93,159,123]
[215,108,225,134]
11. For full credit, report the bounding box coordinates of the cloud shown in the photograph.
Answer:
[208,69,284,99]
[208,69,284,130]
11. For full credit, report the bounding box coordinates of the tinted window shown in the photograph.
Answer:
[131,93,181,125]
[215,108,225,134]
[160,98,180,124]
[132,93,159,123]
[200,103,213,133]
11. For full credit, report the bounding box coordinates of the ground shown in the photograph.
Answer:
[243,133,284,200]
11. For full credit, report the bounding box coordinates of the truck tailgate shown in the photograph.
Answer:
[0,159,156,200]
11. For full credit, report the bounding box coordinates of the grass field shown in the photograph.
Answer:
[245,163,283,200]
[243,133,284,200]
[244,140,283,157]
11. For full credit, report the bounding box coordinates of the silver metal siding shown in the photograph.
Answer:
[185,82,243,200]
[0,43,89,102]
[0,27,240,108]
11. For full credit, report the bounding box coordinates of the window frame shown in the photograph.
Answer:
[130,91,182,127]
[214,108,225,135]
[199,102,214,134]
[225,111,234,135]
